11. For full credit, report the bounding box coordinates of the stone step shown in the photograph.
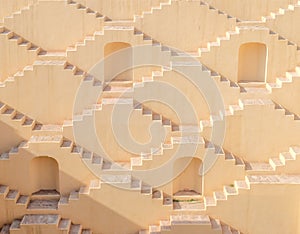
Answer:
[21,214,60,226]
[247,175,300,184]
[31,190,60,200]
[27,199,59,210]
[58,218,71,231]
[0,224,10,234]
[244,162,274,172]
[0,185,9,197]
[5,189,19,201]
[69,224,82,234]
[10,219,21,231]
[3,214,92,233]
[16,195,30,206]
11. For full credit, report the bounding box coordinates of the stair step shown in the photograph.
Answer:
[90,179,100,189]
[221,224,233,234]
[21,214,60,225]
[0,185,8,196]
[16,195,29,205]
[58,196,69,205]
[58,219,71,230]
[234,180,250,190]
[224,186,237,195]
[210,218,221,230]
[170,215,210,224]
[69,191,79,200]
[245,162,274,171]
[92,154,102,164]
[69,224,82,234]
[131,178,141,189]
[0,153,9,160]
[234,156,245,165]
[82,150,93,159]
[101,174,131,184]
[6,190,19,200]
[141,184,152,194]
[204,196,216,206]
[31,189,60,200]
[61,139,73,148]
[0,224,10,233]
[149,225,160,234]
[10,219,21,230]
[172,135,204,144]
[27,199,58,210]
[280,152,295,163]
[269,157,284,168]
[214,191,226,200]
[160,220,171,231]
[247,175,300,184]
[82,229,92,234]
[152,190,162,199]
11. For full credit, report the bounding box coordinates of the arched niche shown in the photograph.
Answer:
[238,42,267,83]
[173,157,202,195]
[30,156,59,193]
[104,42,133,81]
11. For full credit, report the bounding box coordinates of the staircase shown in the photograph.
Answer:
[140,214,241,234]
[0,214,92,234]
[0,26,40,81]
[3,0,106,51]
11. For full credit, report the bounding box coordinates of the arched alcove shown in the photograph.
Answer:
[238,42,267,83]
[104,42,133,81]
[173,157,202,195]
[30,156,59,193]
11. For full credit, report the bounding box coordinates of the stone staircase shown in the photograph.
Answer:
[133,0,172,21]
[0,214,92,234]
[27,190,60,211]
[0,141,27,160]
[198,26,300,82]
[141,174,300,232]
[266,66,300,90]
[132,0,238,51]
[0,101,44,139]
[261,0,300,48]
[64,24,171,73]
[262,0,300,23]
[0,0,38,24]
[0,186,60,214]
[224,98,300,121]
[245,146,300,175]
[1,1,300,234]
[0,186,29,210]
[0,100,85,140]
[66,0,109,21]
[266,66,300,117]
[0,26,40,81]
[0,60,103,123]
[3,0,106,51]
[140,214,241,234]
[63,93,209,161]
[4,98,300,195]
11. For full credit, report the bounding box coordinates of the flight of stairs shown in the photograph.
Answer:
[1,1,300,234]
[0,214,92,234]
[140,214,241,234]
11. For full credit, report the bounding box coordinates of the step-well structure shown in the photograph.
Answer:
[1,0,300,233]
